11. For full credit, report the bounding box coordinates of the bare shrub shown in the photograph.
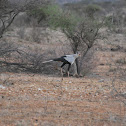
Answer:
[17,27,25,39]
[17,27,42,43]
[13,12,31,27]
[30,27,41,43]
[15,47,57,74]
[0,41,18,57]
[105,8,126,33]
[13,12,39,27]
[0,40,58,74]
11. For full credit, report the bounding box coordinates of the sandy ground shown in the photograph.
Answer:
[0,73,126,126]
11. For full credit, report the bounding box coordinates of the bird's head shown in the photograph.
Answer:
[76,52,81,57]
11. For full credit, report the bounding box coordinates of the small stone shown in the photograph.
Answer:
[98,79,104,82]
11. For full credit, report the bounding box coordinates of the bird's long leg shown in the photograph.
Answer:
[68,71,69,77]
[60,68,63,80]
[67,64,71,78]
[61,63,66,80]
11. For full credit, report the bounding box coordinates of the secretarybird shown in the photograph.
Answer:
[42,52,81,79]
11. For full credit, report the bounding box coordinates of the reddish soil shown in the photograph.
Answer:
[0,73,126,126]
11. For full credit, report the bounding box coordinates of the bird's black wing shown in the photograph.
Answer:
[61,55,67,58]
[53,55,70,64]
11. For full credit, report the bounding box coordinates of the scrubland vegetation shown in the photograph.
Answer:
[0,0,126,125]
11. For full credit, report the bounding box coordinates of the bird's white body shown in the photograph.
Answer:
[64,54,79,64]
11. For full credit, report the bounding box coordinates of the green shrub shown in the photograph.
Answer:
[85,4,102,18]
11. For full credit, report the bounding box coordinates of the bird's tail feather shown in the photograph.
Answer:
[42,60,53,64]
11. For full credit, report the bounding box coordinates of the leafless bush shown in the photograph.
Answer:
[0,42,57,74]
[0,41,18,57]
[17,27,44,42]
[17,27,25,39]
[30,27,41,43]
[13,47,57,74]
[105,8,126,33]
[13,12,38,27]
[13,12,31,27]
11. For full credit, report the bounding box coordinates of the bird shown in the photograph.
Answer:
[42,52,81,79]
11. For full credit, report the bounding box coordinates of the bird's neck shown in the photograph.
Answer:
[73,54,78,59]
